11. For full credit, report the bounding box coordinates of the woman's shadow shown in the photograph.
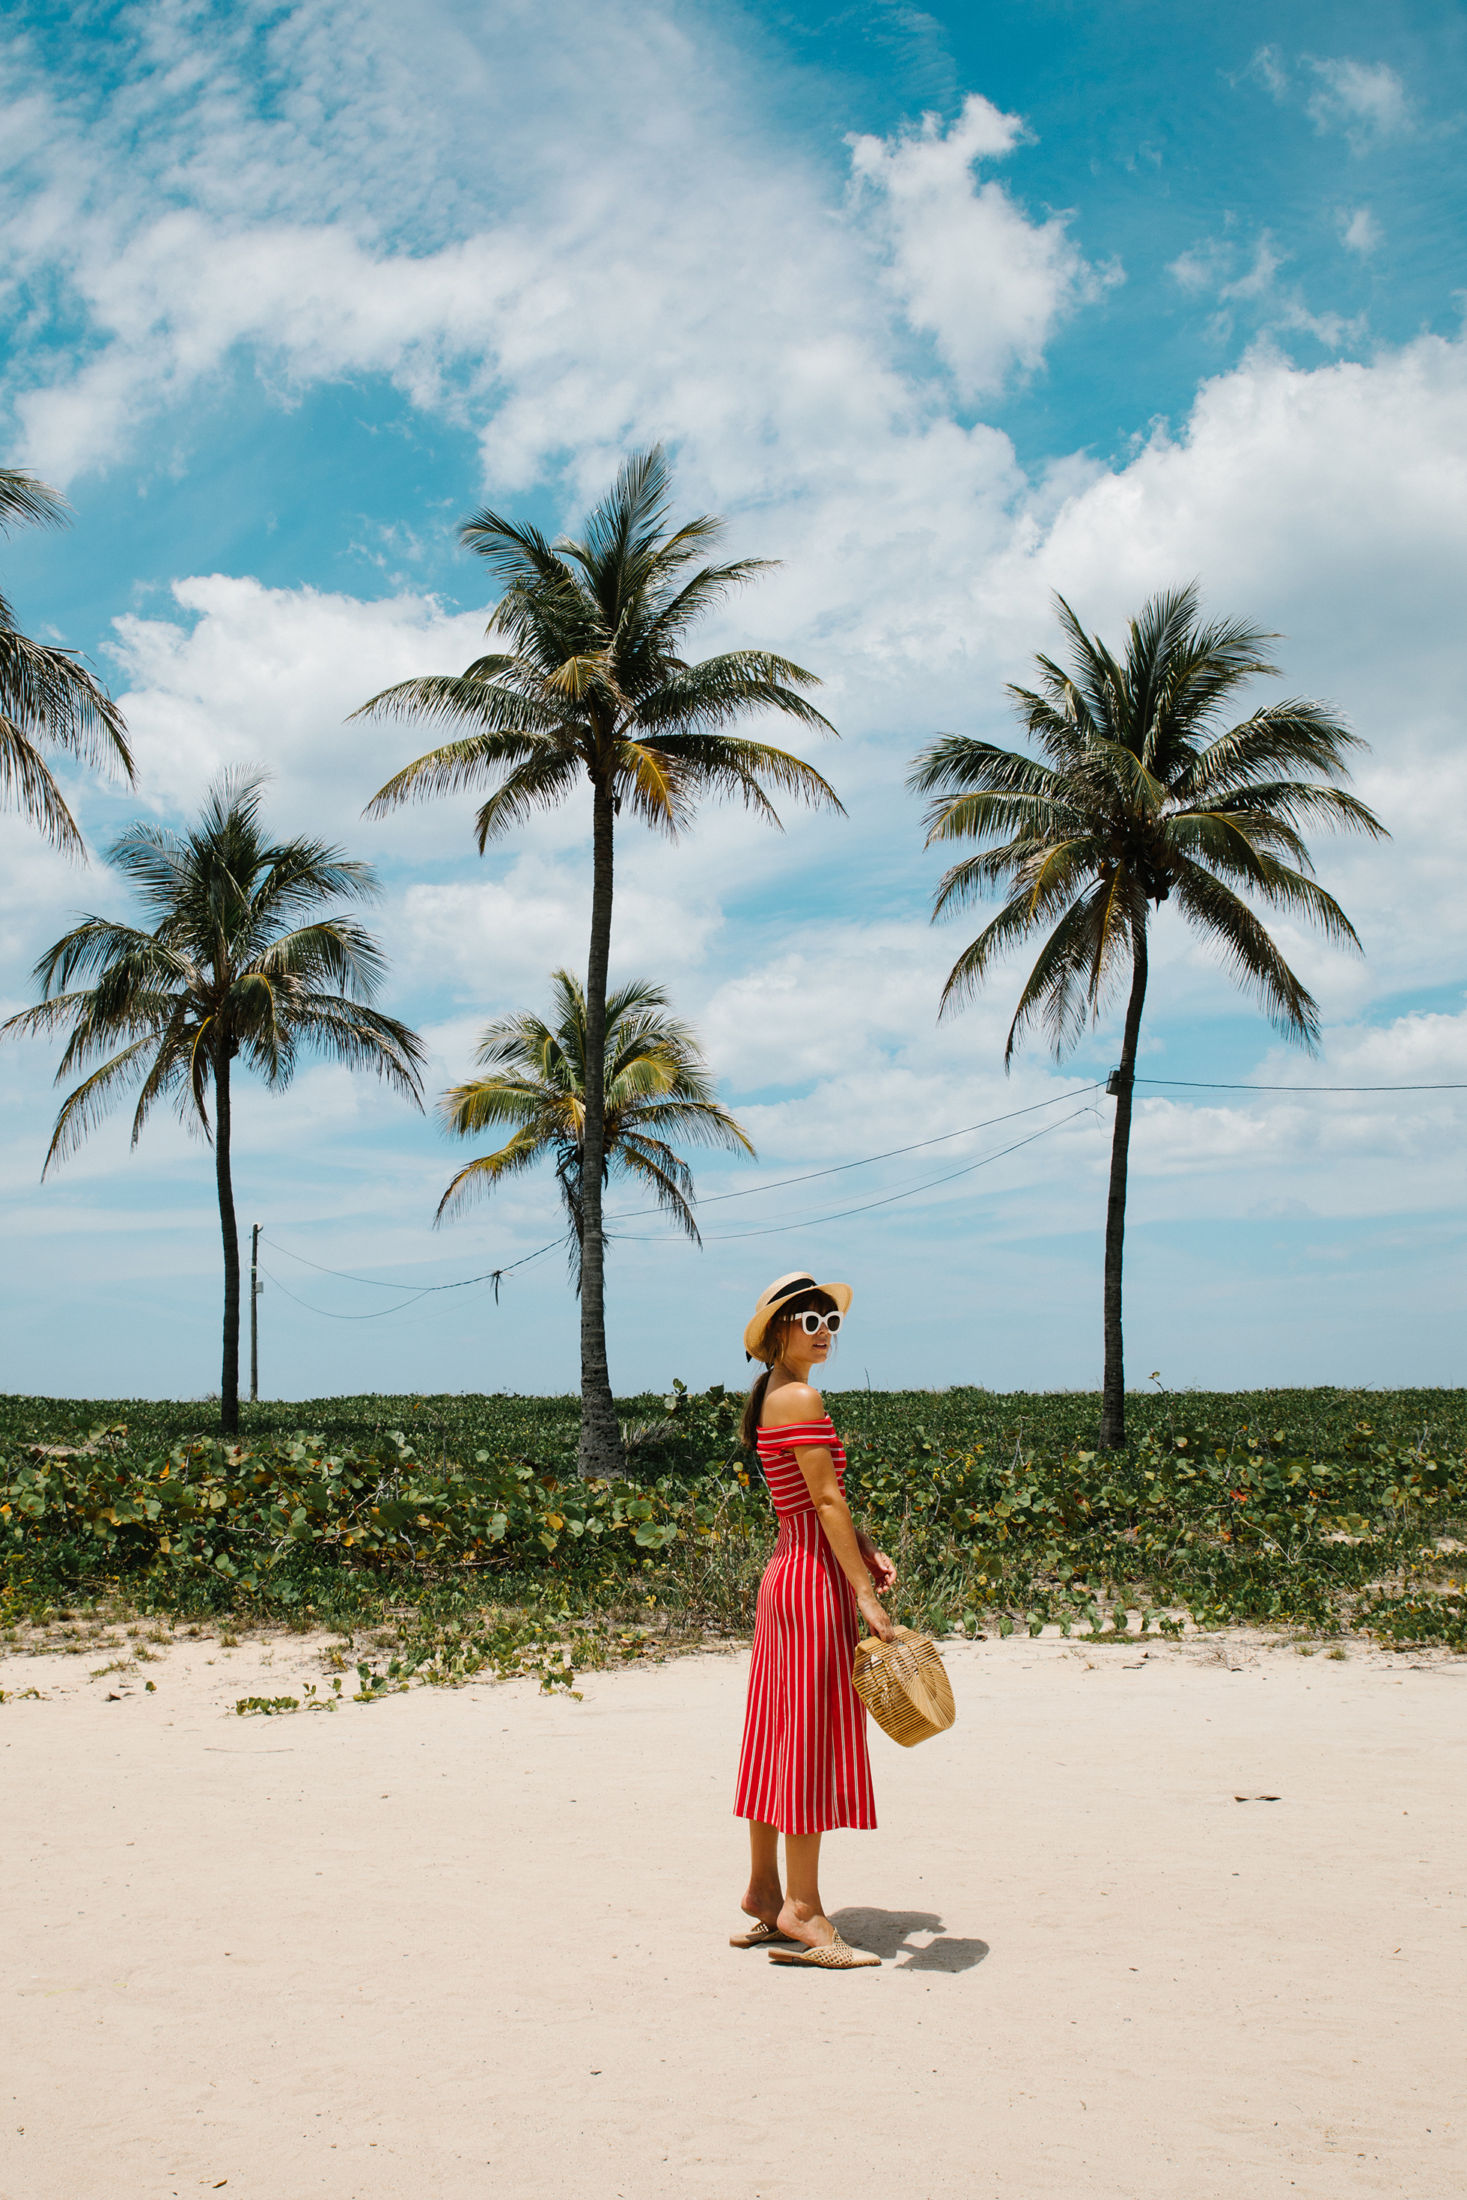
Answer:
[831,1908,989,1972]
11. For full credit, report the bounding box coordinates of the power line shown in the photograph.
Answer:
[256,1237,561,1320]
[260,1232,562,1295]
[255,1102,1100,1315]
[1135,1077,1467,1093]
[614,1102,1099,1244]
[611,1082,1103,1214]
[252,1070,1462,1319]
[256,1083,1101,1291]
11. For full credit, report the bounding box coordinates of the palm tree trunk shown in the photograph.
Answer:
[576,781,622,1478]
[1100,921,1149,1450]
[215,1044,242,1438]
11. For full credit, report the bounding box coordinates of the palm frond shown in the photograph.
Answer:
[434,1129,550,1226]
[0,721,87,858]
[625,1097,755,1153]
[0,467,69,532]
[459,511,582,598]
[638,559,774,656]
[1003,877,1135,1063]
[1169,859,1321,1044]
[611,1138,703,1244]
[937,888,1065,1015]
[639,731,844,819]
[635,653,835,741]
[0,630,133,784]
[473,750,586,850]
[1177,703,1374,801]
[271,996,426,1103]
[1199,781,1386,837]
[438,1077,560,1139]
[909,733,1058,805]
[252,918,389,1002]
[41,1035,162,1174]
[920,583,1378,1071]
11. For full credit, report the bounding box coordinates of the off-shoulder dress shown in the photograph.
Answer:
[732,1412,876,1835]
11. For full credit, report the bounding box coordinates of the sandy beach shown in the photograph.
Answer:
[1,1626,1462,2200]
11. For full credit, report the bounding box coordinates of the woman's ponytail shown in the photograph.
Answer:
[740,1366,771,1449]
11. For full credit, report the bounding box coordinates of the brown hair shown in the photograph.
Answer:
[739,1286,839,1448]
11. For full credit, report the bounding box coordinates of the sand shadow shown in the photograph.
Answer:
[830,1907,990,1972]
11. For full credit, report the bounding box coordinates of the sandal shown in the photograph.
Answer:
[729,1919,798,1948]
[768,1932,880,1969]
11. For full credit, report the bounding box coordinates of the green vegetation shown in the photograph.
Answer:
[3,1387,1463,1693]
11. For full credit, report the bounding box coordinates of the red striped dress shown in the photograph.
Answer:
[733,1412,876,1835]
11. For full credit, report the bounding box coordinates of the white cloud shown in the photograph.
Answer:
[1,0,1465,1390]
[108,574,487,841]
[1248,46,1291,102]
[1338,206,1382,255]
[1219,236,1285,302]
[80,324,1467,1065]
[0,13,1111,491]
[847,93,1112,395]
[1166,230,1362,351]
[1306,58,1413,148]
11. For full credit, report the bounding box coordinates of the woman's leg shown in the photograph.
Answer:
[742,1820,783,1927]
[777,1832,835,1948]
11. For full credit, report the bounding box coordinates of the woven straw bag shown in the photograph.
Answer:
[852,1625,956,1748]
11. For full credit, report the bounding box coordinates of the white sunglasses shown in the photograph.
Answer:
[793,1309,842,1335]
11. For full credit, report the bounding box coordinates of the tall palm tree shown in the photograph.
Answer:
[1,467,134,853]
[437,971,754,1290]
[358,445,841,1476]
[909,584,1387,1449]
[2,774,426,1433]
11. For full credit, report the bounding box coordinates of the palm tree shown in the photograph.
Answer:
[2,774,426,1434]
[358,445,841,1476]
[1,467,133,853]
[909,584,1387,1449]
[436,971,754,1292]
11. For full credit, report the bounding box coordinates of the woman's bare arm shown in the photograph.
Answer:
[763,1385,895,1640]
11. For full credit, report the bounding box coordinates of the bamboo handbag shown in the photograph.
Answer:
[852,1625,957,1747]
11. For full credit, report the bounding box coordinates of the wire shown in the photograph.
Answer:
[614,1102,1099,1244]
[260,1233,561,1295]
[605,1082,1102,1216]
[258,1082,1103,1293]
[255,1237,561,1321]
[1135,1077,1467,1093]
[252,1069,1459,1318]
[259,1240,423,1289]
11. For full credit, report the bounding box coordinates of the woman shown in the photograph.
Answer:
[731,1270,897,1970]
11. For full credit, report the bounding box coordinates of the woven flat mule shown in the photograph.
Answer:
[729,1920,798,1948]
[767,1933,880,1969]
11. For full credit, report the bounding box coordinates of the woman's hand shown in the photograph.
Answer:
[857,1534,898,1592]
[857,1587,896,1643]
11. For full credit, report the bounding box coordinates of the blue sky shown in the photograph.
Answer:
[1,0,1464,1400]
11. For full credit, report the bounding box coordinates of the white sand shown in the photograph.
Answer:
[1,1626,1463,2200]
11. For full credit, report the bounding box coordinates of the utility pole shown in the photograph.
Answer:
[249,1223,261,1404]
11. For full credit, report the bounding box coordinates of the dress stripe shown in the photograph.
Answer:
[733,1413,877,1835]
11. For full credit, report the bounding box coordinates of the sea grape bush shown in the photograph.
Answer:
[1,1386,1462,1648]
[836,1415,1466,1646]
[0,1427,714,1596]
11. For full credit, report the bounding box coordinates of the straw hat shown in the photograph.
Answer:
[852,1627,957,1748]
[743,1270,853,1364]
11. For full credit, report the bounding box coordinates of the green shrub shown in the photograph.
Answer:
[2,1385,1462,1653]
